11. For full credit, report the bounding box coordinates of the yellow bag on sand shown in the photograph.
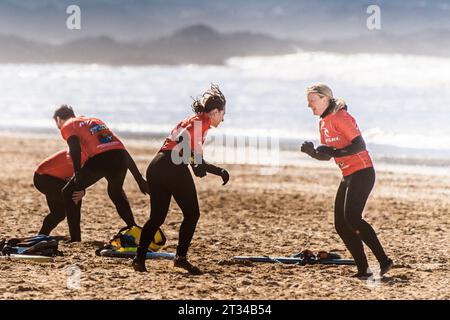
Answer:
[110,226,166,252]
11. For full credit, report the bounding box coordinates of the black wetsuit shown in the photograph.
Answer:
[334,167,389,273]
[62,149,136,241]
[137,151,200,259]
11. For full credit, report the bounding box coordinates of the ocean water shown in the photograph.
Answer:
[1,51,449,169]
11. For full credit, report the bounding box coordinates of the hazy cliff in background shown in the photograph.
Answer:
[1,0,450,65]
[0,25,296,64]
[1,24,450,65]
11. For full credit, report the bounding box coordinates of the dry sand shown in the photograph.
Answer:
[0,135,449,299]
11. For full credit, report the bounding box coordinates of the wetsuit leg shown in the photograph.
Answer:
[34,173,67,235]
[103,152,136,227]
[171,167,200,258]
[344,167,389,265]
[334,178,370,273]
[61,160,104,241]
[136,153,172,260]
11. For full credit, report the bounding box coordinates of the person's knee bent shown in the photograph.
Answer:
[53,201,67,219]
[43,209,65,224]
[52,209,66,223]
[42,214,65,234]
[344,215,365,234]
[335,221,348,236]
[145,214,166,230]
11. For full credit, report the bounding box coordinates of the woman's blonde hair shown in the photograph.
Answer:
[306,83,347,113]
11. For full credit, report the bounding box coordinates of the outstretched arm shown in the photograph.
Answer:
[190,156,229,185]
[126,150,149,195]
[204,160,229,185]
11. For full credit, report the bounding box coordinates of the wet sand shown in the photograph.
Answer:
[0,134,449,299]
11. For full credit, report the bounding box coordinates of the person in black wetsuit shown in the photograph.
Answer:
[301,84,393,278]
[133,84,229,275]
[53,105,149,242]
[34,147,148,237]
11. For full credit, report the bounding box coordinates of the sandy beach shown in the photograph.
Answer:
[0,134,449,300]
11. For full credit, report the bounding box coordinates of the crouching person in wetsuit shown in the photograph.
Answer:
[133,84,229,275]
[52,105,149,242]
[34,149,87,236]
[301,84,393,279]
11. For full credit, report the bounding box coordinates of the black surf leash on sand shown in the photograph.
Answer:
[233,249,355,265]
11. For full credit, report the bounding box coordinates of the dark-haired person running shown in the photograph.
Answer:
[133,85,229,275]
[301,84,393,279]
[53,105,149,242]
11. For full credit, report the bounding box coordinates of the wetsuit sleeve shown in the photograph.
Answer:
[125,150,143,180]
[125,150,149,194]
[332,136,366,157]
[302,141,332,161]
[334,111,361,142]
[67,135,82,175]
[310,150,333,161]
[202,160,229,185]
[316,136,366,158]
[203,160,223,176]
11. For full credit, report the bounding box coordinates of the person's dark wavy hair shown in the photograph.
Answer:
[191,84,226,114]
